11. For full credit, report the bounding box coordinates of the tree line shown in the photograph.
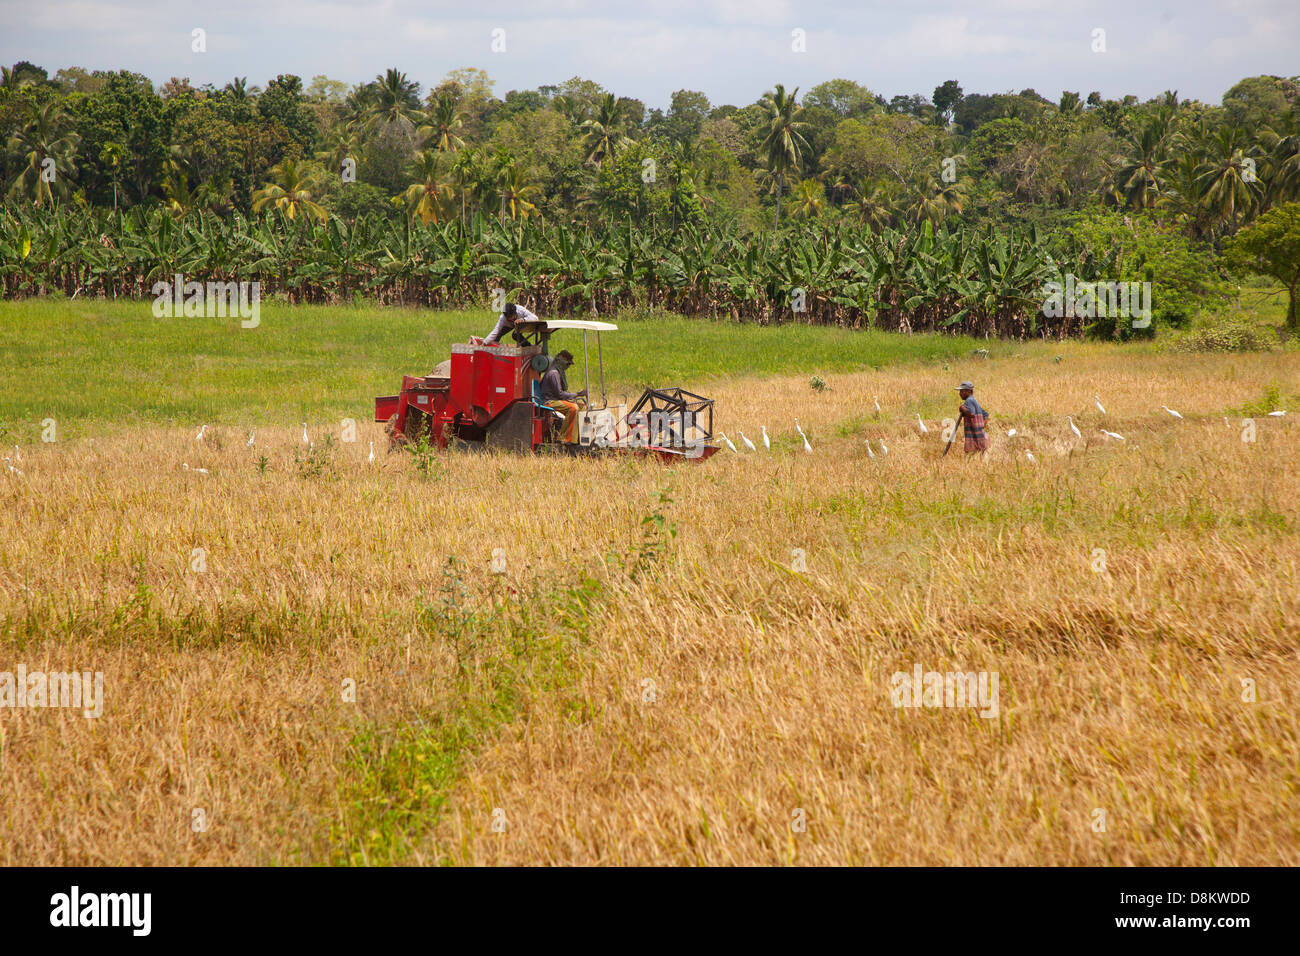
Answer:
[2,62,1297,331]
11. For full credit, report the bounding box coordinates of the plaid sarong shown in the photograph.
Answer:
[962,411,989,453]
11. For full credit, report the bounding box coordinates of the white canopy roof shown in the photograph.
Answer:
[519,319,618,332]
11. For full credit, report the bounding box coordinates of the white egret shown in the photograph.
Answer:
[1007,428,1017,438]
[916,413,929,434]
[302,423,309,443]
[195,424,207,442]
[719,432,738,453]
[879,439,888,455]
[1026,451,1036,462]
[182,463,209,474]
[12,445,21,463]
[761,425,770,449]
[1161,405,1183,420]
[739,431,756,452]
[1100,429,1126,441]
[1067,416,1081,438]
[874,396,882,414]
[864,439,875,460]
[794,419,812,453]
[368,441,375,463]
[1269,410,1286,417]
[247,429,256,447]
[1095,395,1106,415]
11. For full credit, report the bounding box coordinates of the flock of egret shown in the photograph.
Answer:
[712,394,1289,463]
[724,420,812,454]
[2,397,1289,480]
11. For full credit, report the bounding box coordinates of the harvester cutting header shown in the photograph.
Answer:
[375,308,718,462]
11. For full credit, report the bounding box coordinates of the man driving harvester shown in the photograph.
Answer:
[539,349,587,443]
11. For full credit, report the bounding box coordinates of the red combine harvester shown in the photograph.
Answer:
[375,318,719,462]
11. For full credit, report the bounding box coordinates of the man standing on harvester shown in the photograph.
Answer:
[483,302,538,345]
[540,350,587,443]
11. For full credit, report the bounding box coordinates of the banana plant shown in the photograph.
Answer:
[0,198,1089,335]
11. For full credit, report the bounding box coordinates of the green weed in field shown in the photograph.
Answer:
[329,570,605,866]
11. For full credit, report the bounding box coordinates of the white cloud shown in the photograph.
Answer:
[894,16,1034,57]
[0,0,1289,107]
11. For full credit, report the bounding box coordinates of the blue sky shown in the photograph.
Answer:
[2,0,1296,109]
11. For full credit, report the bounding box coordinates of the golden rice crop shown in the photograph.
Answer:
[1,347,1297,865]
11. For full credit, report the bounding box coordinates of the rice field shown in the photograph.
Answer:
[1,297,1298,865]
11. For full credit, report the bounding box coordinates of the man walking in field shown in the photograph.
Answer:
[955,381,991,455]
[540,350,587,443]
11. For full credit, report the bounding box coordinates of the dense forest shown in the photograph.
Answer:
[2,62,1298,334]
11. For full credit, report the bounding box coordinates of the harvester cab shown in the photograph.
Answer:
[375,319,718,461]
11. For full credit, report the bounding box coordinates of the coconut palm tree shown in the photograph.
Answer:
[161,170,195,219]
[224,77,261,101]
[315,125,364,183]
[368,68,424,133]
[252,159,328,222]
[400,150,454,226]
[1158,150,1212,236]
[792,178,826,219]
[1259,119,1300,209]
[424,90,466,152]
[838,180,896,231]
[0,66,34,91]
[1114,120,1169,210]
[342,84,377,131]
[760,84,810,229]
[910,175,968,225]
[498,164,541,221]
[1195,126,1263,238]
[195,173,235,217]
[7,100,80,207]
[580,94,632,167]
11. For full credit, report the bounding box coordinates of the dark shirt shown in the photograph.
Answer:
[541,365,577,402]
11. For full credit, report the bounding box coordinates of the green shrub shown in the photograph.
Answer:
[1065,207,1228,337]
[1168,316,1276,353]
